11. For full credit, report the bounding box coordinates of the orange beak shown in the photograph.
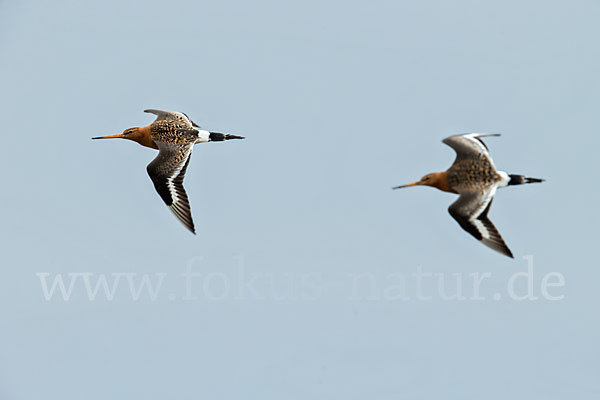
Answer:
[92,133,125,140]
[392,180,422,189]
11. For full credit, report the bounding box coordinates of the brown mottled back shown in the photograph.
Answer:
[150,120,199,146]
[447,157,502,191]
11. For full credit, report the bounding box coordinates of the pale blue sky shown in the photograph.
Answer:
[1,1,599,399]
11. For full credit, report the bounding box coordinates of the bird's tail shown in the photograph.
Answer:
[508,174,545,186]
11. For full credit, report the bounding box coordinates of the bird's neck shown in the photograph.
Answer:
[129,125,158,149]
[429,171,455,193]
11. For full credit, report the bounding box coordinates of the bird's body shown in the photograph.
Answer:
[394,133,543,258]
[93,109,243,234]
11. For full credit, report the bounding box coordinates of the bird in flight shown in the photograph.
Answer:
[393,133,543,258]
[93,109,243,234]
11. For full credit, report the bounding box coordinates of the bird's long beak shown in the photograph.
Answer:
[92,133,125,140]
[209,132,245,141]
[392,181,421,189]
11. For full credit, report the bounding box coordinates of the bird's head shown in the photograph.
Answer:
[92,126,157,149]
[393,172,452,192]
[92,127,140,141]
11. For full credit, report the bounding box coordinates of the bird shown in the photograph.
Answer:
[393,133,543,258]
[92,109,244,234]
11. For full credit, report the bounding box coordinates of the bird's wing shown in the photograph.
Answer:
[447,186,513,258]
[146,142,196,234]
[144,109,200,128]
[442,133,499,166]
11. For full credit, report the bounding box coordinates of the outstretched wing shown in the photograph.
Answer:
[447,187,513,258]
[442,133,500,167]
[144,109,200,128]
[146,142,196,234]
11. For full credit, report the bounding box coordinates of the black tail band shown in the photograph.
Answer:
[508,174,545,186]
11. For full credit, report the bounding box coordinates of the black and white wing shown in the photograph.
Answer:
[144,109,200,128]
[442,133,500,166]
[447,187,513,258]
[146,142,196,234]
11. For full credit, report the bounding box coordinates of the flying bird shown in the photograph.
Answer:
[393,133,543,258]
[93,109,243,234]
